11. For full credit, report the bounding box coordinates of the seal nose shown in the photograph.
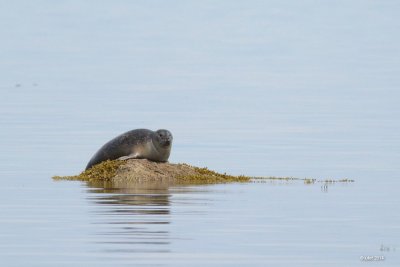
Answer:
[165,140,171,146]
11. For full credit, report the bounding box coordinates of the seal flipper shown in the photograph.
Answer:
[117,154,139,161]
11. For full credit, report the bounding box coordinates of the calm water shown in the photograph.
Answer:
[1,1,399,266]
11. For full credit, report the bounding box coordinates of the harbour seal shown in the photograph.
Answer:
[85,129,173,170]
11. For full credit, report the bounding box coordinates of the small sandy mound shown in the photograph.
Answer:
[53,159,250,184]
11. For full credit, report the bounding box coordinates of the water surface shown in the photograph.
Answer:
[1,1,399,266]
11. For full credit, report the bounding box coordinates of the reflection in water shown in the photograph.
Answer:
[85,181,172,253]
[83,179,310,256]
[84,180,207,254]
[321,184,328,193]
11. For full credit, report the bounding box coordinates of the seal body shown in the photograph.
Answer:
[85,129,173,170]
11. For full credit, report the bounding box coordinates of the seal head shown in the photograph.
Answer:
[153,129,173,148]
[85,128,173,170]
[148,129,173,162]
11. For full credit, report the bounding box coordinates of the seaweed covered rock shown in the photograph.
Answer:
[53,159,250,184]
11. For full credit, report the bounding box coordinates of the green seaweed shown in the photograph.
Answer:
[53,160,251,184]
[251,176,354,184]
[321,178,355,183]
[53,160,124,182]
[177,166,251,184]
